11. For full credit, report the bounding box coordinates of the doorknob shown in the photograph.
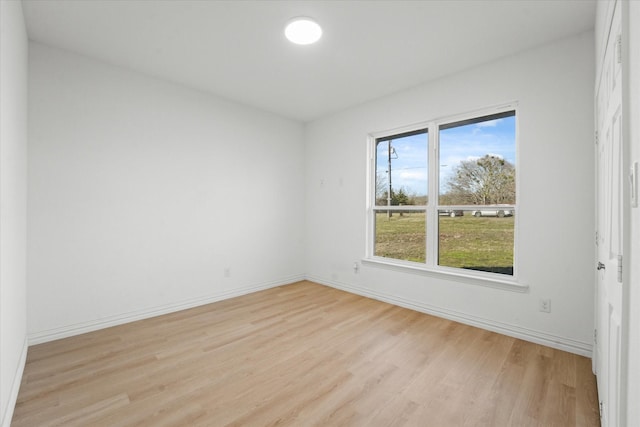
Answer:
[597,262,606,270]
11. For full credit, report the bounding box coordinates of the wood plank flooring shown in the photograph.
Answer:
[13,281,600,426]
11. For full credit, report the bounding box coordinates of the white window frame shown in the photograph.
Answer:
[364,104,526,292]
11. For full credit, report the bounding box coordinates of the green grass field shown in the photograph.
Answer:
[375,212,514,274]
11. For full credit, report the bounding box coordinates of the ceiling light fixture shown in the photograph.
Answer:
[285,17,322,45]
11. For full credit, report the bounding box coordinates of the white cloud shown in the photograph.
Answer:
[399,170,427,180]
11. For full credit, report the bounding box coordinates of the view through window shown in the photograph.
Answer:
[374,129,428,263]
[372,109,516,276]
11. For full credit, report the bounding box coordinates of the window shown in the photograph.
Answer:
[368,107,517,279]
[374,129,428,263]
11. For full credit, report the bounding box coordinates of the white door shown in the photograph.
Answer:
[595,1,624,425]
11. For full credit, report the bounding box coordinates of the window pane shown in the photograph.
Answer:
[438,111,516,276]
[376,129,428,207]
[375,211,426,263]
[437,209,514,275]
[439,112,515,205]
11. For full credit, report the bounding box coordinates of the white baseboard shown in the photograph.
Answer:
[307,275,593,357]
[28,275,305,345]
[26,272,592,354]
[1,336,28,427]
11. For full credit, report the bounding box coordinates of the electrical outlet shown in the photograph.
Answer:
[539,298,551,313]
[224,267,231,278]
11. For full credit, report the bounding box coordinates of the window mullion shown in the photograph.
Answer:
[427,122,439,267]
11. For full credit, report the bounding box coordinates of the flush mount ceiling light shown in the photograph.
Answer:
[284,17,322,45]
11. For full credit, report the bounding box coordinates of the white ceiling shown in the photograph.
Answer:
[22,0,596,122]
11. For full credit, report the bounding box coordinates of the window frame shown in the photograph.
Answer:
[365,104,525,291]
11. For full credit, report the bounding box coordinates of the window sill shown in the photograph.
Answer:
[361,257,529,293]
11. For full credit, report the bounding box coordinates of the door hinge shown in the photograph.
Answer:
[595,130,599,145]
[616,34,622,64]
[595,231,599,246]
[594,328,598,345]
[617,255,623,283]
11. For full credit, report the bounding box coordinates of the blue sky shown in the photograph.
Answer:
[376,131,429,198]
[376,115,516,197]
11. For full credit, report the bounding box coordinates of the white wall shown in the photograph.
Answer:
[27,43,305,342]
[0,1,28,426]
[305,32,595,355]
[625,1,640,425]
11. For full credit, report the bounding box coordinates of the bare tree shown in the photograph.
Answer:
[446,155,515,205]
[375,172,388,205]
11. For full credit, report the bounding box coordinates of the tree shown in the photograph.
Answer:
[375,173,388,205]
[377,187,414,206]
[445,155,515,205]
[392,188,410,205]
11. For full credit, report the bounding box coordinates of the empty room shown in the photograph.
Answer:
[1,0,639,426]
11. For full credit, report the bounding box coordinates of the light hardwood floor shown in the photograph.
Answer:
[13,281,600,426]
